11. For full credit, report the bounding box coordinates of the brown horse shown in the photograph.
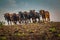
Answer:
[39,10,50,22]
[45,11,50,22]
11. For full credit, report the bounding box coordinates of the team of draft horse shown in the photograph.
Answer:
[4,10,50,25]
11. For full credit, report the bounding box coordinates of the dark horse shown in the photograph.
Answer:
[19,11,25,24]
[12,13,19,24]
[4,13,11,25]
[39,10,46,22]
[29,10,40,23]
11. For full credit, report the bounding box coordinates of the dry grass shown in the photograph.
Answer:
[0,22,60,40]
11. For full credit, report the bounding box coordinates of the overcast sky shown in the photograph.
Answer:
[0,0,60,22]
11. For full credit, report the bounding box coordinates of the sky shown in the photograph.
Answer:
[0,0,60,22]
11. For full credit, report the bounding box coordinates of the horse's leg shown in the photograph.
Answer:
[14,21,16,24]
[36,18,38,23]
[13,21,16,25]
[15,21,17,24]
[30,18,33,23]
[25,19,27,24]
[33,18,35,23]
[10,21,12,25]
[7,21,9,25]
[10,21,11,25]
[19,20,21,24]
[38,17,40,23]
[22,19,24,24]
[42,18,44,22]
[34,18,36,23]
[19,18,22,24]
[48,17,50,22]
[28,19,30,23]
[27,19,29,23]
[34,17,36,23]
[26,18,29,24]
[29,18,31,23]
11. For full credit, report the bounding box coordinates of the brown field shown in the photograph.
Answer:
[0,22,60,40]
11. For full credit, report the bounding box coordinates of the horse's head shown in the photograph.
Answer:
[45,11,50,18]
[39,10,45,15]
